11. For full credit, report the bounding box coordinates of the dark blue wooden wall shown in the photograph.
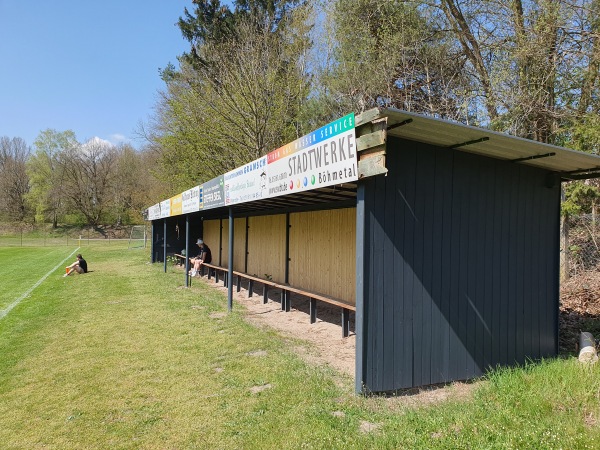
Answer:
[357,137,560,393]
[152,215,203,262]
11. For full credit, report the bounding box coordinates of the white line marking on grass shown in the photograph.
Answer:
[0,247,80,321]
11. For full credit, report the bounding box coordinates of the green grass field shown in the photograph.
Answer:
[1,245,599,449]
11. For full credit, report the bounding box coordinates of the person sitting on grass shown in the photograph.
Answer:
[64,254,88,277]
[188,239,211,277]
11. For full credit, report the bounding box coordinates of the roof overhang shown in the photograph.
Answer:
[359,108,600,181]
[147,108,600,221]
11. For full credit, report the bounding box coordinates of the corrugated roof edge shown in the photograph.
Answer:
[357,107,600,180]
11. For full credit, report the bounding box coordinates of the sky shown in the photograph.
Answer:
[0,1,194,148]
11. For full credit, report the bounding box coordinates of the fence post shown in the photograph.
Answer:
[560,186,570,281]
[560,214,569,281]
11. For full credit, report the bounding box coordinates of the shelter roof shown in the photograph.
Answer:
[366,108,600,181]
[148,108,600,220]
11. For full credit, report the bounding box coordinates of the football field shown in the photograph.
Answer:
[0,247,80,314]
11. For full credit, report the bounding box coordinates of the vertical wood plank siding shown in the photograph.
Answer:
[247,214,287,283]
[220,218,245,269]
[202,219,222,263]
[360,137,560,392]
[289,208,356,303]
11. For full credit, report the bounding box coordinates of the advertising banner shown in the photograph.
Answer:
[170,194,183,217]
[202,176,225,210]
[224,156,268,205]
[147,204,160,221]
[182,185,201,214]
[266,113,356,198]
[144,112,357,220]
[159,199,170,218]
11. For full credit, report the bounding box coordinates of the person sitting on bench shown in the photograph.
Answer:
[189,239,211,276]
[64,254,88,277]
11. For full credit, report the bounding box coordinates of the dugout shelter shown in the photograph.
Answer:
[145,107,600,394]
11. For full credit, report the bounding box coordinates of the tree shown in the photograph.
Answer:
[429,0,600,144]
[318,0,475,122]
[109,144,164,225]
[0,137,31,222]
[323,0,600,145]
[148,0,313,192]
[28,129,78,227]
[59,137,118,226]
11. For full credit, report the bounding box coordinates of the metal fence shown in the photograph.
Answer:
[0,225,148,248]
[561,213,600,278]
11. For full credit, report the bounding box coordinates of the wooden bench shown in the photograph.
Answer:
[200,262,228,284]
[191,264,355,338]
[173,253,187,266]
[232,271,355,338]
[274,283,355,338]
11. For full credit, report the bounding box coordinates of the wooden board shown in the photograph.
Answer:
[246,214,286,283]
[220,218,246,270]
[202,219,221,263]
[289,208,356,304]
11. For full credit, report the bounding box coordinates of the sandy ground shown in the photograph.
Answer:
[203,275,357,377]
[192,272,480,408]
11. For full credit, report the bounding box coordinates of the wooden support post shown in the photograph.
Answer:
[163,219,167,273]
[215,270,219,283]
[285,213,290,284]
[263,285,268,304]
[150,222,155,263]
[228,208,234,312]
[310,298,317,324]
[248,280,254,298]
[355,182,366,394]
[219,218,223,266]
[280,291,285,311]
[342,308,350,338]
[244,216,249,273]
[185,215,190,288]
[237,275,241,292]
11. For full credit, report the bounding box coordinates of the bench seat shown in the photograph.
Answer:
[193,264,354,337]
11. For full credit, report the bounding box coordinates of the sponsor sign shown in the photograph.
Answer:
[144,113,356,220]
[159,199,170,218]
[147,203,160,221]
[224,156,268,205]
[202,176,225,210]
[170,194,183,216]
[266,113,356,198]
[182,185,201,214]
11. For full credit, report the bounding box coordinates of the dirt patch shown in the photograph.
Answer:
[560,272,600,354]
[196,275,477,406]
[195,275,356,377]
[240,291,356,377]
[245,350,268,357]
[209,312,227,319]
[359,420,381,434]
[249,383,273,394]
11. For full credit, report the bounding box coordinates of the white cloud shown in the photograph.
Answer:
[108,133,130,145]
[83,136,113,148]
